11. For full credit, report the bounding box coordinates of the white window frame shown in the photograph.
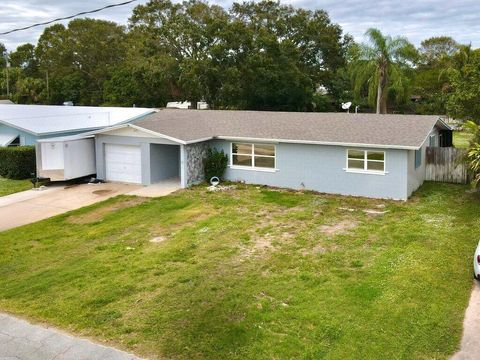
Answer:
[344,149,387,175]
[229,142,278,172]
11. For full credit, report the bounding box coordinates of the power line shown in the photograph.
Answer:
[0,0,139,36]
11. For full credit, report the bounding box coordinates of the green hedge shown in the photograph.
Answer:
[203,147,228,181]
[0,146,36,179]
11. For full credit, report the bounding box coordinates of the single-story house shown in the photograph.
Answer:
[0,104,155,147]
[83,110,452,200]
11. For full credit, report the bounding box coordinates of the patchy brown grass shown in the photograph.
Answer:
[148,205,215,241]
[319,219,360,236]
[67,197,148,224]
[1,183,478,360]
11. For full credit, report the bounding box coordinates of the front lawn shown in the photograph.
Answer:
[0,177,32,197]
[0,183,477,359]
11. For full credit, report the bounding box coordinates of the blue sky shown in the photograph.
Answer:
[0,0,479,51]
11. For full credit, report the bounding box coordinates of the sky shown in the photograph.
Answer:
[0,0,479,51]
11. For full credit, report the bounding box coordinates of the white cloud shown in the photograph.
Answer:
[0,0,478,51]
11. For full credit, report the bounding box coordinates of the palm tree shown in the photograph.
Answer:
[351,28,417,114]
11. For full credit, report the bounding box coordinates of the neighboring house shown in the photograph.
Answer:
[84,110,451,200]
[166,101,209,110]
[0,104,156,147]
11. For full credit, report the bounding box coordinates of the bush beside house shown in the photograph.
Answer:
[0,146,36,179]
[203,148,228,181]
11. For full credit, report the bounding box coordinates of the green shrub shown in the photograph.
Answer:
[203,147,228,181]
[0,146,36,179]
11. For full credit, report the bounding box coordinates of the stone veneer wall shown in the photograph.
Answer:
[186,142,210,186]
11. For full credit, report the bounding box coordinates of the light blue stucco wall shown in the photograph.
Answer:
[210,140,410,200]
[406,138,428,197]
[0,124,37,145]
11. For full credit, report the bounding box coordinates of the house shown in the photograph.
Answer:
[0,104,155,147]
[82,110,452,200]
[166,101,209,110]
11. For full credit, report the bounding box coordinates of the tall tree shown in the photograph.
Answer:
[129,0,229,107]
[445,46,480,122]
[412,36,458,115]
[0,42,6,68]
[35,19,126,105]
[350,28,417,114]
[10,44,39,77]
[419,36,459,66]
[222,1,350,110]
[128,0,350,110]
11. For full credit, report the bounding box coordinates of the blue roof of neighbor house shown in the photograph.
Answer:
[0,104,156,136]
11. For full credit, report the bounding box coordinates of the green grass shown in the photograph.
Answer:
[0,177,32,197]
[453,131,473,149]
[0,183,478,359]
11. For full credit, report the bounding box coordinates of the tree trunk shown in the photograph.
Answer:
[376,81,382,114]
[376,63,388,114]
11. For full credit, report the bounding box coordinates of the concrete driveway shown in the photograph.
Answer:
[451,281,480,360]
[0,313,141,360]
[0,182,142,232]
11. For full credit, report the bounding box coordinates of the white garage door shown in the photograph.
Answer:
[105,144,142,184]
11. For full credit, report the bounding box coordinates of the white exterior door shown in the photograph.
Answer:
[105,144,142,184]
[41,142,64,170]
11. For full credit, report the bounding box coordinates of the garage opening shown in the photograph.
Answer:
[150,144,180,185]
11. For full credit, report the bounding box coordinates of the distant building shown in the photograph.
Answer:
[166,101,209,110]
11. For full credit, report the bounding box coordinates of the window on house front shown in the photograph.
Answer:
[346,149,385,173]
[415,148,422,169]
[231,143,276,169]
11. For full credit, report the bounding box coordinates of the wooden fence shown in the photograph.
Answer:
[425,147,469,184]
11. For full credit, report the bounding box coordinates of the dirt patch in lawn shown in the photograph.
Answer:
[67,197,148,224]
[148,206,215,241]
[319,219,359,236]
[238,234,275,260]
[92,189,113,196]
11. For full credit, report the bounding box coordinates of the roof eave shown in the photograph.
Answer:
[89,123,187,145]
[213,136,420,150]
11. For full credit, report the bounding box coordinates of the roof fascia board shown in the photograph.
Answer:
[0,119,37,136]
[37,134,95,143]
[436,117,453,131]
[185,136,215,144]
[90,123,186,145]
[214,136,419,150]
[417,117,451,150]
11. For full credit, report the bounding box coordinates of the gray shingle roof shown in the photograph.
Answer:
[132,110,447,149]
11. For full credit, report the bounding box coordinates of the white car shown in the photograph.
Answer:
[474,240,480,279]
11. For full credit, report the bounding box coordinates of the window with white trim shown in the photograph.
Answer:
[346,149,385,173]
[231,143,276,169]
